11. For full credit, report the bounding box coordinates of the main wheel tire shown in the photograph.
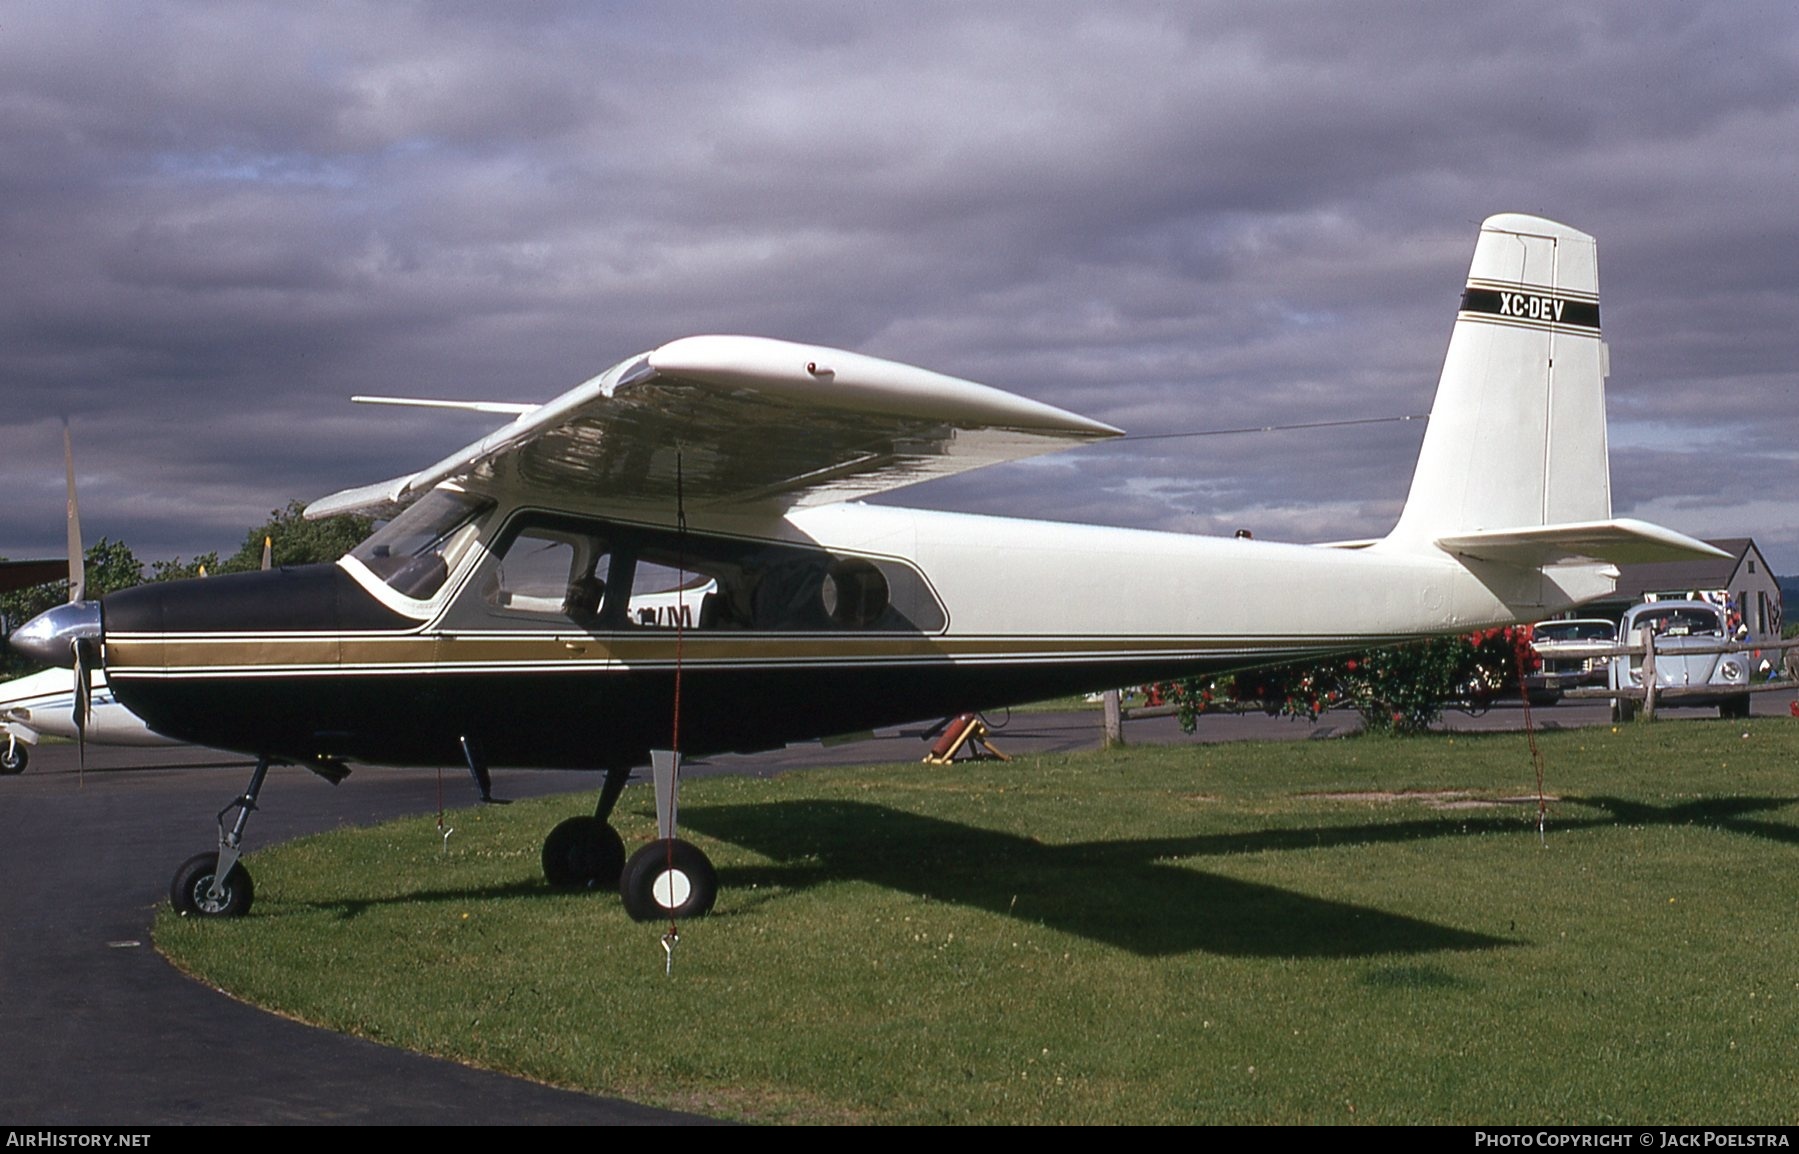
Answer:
[1612,698,1638,723]
[619,838,717,922]
[0,745,26,774]
[542,816,626,890]
[1721,696,1752,720]
[169,852,254,918]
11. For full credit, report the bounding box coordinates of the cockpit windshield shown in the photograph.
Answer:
[351,489,493,600]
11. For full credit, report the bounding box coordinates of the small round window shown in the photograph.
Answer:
[821,558,890,627]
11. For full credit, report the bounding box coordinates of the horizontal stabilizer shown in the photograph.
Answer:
[1435,519,1729,567]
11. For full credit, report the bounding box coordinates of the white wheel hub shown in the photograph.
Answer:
[651,868,692,910]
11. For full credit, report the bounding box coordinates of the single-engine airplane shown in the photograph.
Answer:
[12,214,1726,921]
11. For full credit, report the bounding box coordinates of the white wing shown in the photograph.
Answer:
[307,335,1120,520]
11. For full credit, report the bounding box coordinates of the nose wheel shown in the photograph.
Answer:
[170,852,254,917]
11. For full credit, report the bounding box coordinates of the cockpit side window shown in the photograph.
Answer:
[351,489,493,601]
[483,526,614,625]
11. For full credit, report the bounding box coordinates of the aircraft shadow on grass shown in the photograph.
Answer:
[288,793,1799,952]
[677,800,1516,959]
[299,879,552,923]
[680,792,1799,955]
[1562,795,1799,848]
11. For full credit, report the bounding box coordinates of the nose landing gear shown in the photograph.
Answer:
[169,756,271,918]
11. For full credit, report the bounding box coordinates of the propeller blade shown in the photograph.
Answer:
[64,424,84,604]
[71,637,93,777]
[261,535,272,571]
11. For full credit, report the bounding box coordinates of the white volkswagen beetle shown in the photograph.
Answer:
[1609,600,1753,720]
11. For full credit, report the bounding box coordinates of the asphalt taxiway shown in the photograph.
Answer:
[0,746,709,1125]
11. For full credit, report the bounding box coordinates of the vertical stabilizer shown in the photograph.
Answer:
[1387,214,1610,547]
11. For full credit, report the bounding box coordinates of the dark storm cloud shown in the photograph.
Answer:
[2,2,1795,569]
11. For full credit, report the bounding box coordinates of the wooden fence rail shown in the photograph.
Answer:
[1552,631,1798,719]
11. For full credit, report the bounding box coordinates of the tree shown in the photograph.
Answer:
[0,539,145,677]
[83,537,145,596]
[151,553,220,582]
[216,500,374,573]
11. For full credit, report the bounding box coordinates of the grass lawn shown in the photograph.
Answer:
[158,719,1799,1124]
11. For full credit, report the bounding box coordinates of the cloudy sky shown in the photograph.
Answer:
[3,2,1795,573]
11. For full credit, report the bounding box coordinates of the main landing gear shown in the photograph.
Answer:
[542,764,631,889]
[620,834,716,921]
[540,751,718,921]
[618,750,717,921]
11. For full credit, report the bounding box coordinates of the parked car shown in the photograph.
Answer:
[1608,599,1753,720]
[1526,618,1616,703]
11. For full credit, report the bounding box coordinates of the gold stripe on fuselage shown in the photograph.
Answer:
[104,630,1390,677]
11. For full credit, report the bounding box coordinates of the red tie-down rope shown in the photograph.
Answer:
[665,453,689,953]
[1509,627,1549,844]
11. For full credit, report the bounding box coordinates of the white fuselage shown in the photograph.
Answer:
[0,666,178,748]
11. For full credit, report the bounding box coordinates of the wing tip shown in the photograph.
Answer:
[304,475,416,521]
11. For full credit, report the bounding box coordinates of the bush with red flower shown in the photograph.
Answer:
[1157,626,1539,736]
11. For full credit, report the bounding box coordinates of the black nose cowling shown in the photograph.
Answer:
[10,600,102,666]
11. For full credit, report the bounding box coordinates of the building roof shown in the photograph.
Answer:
[1610,538,1755,600]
